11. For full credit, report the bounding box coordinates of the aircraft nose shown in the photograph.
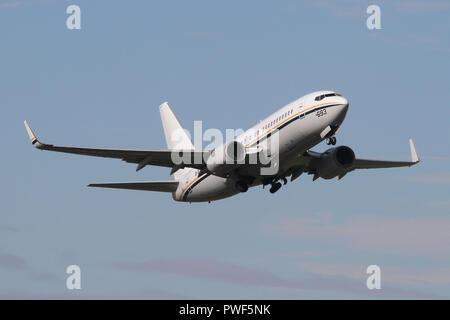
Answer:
[339,97,349,113]
[341,96,349,108]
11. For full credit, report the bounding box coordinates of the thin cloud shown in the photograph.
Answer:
[0,289,190,300]
[404,173,450,184]
[0,226,18,233]
[0,0,58,10]
[28,271,60,283]
[0,1,23,9]
[394,0,450,14]
[427,200,450,209]
[273,216,450,257]
[306,0,366,18]
[113,259,439,298]
[0,253,26,269]
[422,156,450,161]
[115,259,284,288]
[309,0,450,17]
[300,263,450,287]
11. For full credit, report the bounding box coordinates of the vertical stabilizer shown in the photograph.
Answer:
[159,102,195,179]
[159,102,194,151]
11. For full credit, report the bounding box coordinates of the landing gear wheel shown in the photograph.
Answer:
[326,136,337,145]
[282,177,288,185]
[269,182,282,194]
[235,181,249,193]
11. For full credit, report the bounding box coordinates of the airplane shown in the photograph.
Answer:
[24,90,419,203]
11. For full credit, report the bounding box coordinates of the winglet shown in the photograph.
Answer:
[24,121,41,148]
[409,138,419,163]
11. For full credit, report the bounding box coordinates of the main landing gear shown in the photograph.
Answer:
[326,136,337,145]
[235,181,249,193]
[265,177,287,194]
[262,175,288,194]
[269,182,282,194]
[235,176,255,193]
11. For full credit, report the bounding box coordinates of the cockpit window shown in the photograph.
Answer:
[314,93,341,101]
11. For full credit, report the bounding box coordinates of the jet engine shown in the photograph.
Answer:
[313,146,355,180]
[206,141,246,177]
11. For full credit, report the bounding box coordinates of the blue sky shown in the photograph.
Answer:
[1,0,450,299]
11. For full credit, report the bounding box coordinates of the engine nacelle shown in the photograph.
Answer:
[314,146,355,180]
[206,141,246,177]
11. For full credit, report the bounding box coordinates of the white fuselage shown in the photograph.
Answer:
[173,91,349,202]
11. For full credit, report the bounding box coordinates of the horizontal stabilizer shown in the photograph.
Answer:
[88,180,179,192]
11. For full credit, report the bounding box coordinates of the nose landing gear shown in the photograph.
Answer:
[326,136,337,145]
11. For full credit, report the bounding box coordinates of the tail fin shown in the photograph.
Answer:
[159,102,195,180]
[159,102,194,151]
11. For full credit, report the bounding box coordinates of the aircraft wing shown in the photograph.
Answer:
[88,180,179,192]
[24,121,207,171]
[293,139,419,181]
[351,139,419,170]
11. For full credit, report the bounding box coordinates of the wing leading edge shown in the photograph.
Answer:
[299,139,420,181]
[88,180,179,192]
[351,139,419,170]
[24,121,207,171]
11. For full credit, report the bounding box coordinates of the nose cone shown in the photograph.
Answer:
[339,96,349,115]
[333,96,349,126]
[340,96,349,108]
